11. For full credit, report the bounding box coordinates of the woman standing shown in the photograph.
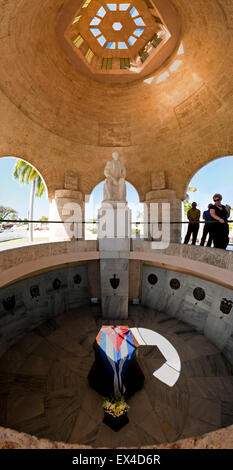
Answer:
[209,194,231,249]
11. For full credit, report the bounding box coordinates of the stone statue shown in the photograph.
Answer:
[103,151,126,202]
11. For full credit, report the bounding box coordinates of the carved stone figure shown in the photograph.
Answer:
[103,151,126,202]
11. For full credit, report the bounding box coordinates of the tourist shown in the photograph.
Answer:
[200,204,213,247]
[184,202,200,245]
[209,194,231,249]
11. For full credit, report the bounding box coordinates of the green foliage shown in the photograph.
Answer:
[136,211,143,220]
[87,218,97,235]
[187,186,197,193]
[103,394,130,417]
[0,206,18,220]
[228,208,233,232]
[13,160,45,198]
[183,200,192,215]
[184,186,197,215]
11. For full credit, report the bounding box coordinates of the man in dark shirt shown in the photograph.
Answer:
[200,204,213,247]
[209,193,231,249]
[184,202,200,245]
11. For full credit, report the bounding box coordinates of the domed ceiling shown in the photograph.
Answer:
[0,0,233,200]
[59,0,180,82]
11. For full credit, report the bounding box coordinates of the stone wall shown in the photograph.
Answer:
[0,240,98,288]
[0,264,89,357]
[1,421,233,449]
[1,240,233,361]
[142,265,233,366]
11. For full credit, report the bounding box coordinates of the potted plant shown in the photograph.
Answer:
[102,394,130,431]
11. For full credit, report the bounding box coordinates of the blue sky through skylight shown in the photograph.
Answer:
[106,42,116,49]
[112,22,122,31]
[118,42,128,49]
[130,7,139,17]
[134,17,145,26]
[128,36,137,46]
[97,35,106,46]
[119,3,130,10]
[97,6,106,17]
[90,28,101,37]
[90,17,101,25]
[133,28,144,37]
[106,3,117,10]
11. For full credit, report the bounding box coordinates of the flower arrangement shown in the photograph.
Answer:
[102,394,130,417]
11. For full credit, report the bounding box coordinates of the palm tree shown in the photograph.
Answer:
[13,160,45,242]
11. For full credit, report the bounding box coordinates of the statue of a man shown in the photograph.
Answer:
[103,151,126,202]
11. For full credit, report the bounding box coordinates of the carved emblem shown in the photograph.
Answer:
[2,296,15,312]
[110,274,120,289]
[220,298,233,315]
[73,274,82,285]
[30,285,40,299]
[170,279,180,290]
[53,278,61,290]
[193,287,205,301]
[148,274,158,285]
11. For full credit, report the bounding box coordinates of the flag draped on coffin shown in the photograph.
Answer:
[96,326,137,395]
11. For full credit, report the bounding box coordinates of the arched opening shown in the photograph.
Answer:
[0,156,49,248]
[85,180,143,239]
[183,156,233,247]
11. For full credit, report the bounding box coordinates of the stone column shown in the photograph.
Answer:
[144,172,182,244]
[99,238,130,319]
[49,173,84,241]
[98,202,131,239]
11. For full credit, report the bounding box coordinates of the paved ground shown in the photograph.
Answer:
[0,304,233,448]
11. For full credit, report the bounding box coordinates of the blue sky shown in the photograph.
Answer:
[0,158,49,219]
[186,156,233,215]
[0,156,233,221]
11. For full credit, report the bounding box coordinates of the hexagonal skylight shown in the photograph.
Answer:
[112,22,123,31]
[87,4,146,50]
[62,0,181,82]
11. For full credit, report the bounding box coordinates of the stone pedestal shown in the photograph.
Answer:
[49,189,84,242]
[99,238,130,319]
[144,189,182,244]
[98,202,131,239]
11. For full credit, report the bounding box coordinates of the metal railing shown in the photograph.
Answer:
[0,218,232,246]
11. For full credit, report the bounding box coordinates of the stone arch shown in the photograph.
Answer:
[85,176,142,206]
[0,154,49,200]
[183,153,233,201]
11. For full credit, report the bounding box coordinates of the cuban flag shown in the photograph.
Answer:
[96,326,137,395]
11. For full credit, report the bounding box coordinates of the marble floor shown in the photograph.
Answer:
[0,304,233,448]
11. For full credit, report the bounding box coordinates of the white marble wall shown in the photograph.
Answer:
[0,265,89,356]
[142,265,233,365]
[100,258,129,319]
